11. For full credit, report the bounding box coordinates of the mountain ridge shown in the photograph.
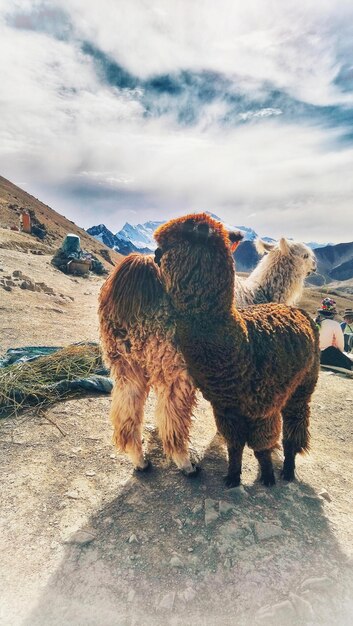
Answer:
[0,176,122,269]
[87,217,353,283]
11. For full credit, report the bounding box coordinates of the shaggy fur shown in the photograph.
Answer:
[99,218,316,475]
[99,254,197,473]
[154,213,320,487]
[246,238,316,306]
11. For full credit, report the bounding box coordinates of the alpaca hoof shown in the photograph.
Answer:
[182,463,200,477]
[261,471,276,487]
[135,459,152,473]
[223,474,241,488]
[281,468,295,482]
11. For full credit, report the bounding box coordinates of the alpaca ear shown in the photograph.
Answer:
[181,219,196,238]
[255,239,274,255]
[279,237,291,255]
[196,222,210,241]
[154,247,163,266]
[229,230,243,252]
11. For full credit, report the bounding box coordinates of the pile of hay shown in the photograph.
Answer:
[0,344,107,418]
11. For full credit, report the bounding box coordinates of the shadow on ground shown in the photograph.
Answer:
[26,430,353,626]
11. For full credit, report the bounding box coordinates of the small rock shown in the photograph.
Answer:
[318,489,332,502]
[194,534,206,544]
[174,517,183,529]
[301,494,322,505]
[192,504,203,515]
[85,470,96,477]
[181,587,196,602]
[128,534,138,544]
[254,522,285,541]
[289,592,315,620]
[170,556,184,568]
[227,485,248,496]
[219,520,244,539]
[205,508,219,526]
[187,547,194,552]
[272,600,296,622]
[158,591,175,611]
[219,500,234,514]
[224,557,232,569]
[65,490,80,500]
[204,498,218,510]
[127,589,136,603]
[2,285,12,292]
[71,447,82,453]
[20,280,35,291]
[204,498,219,525]
[66,528,96,546]
[256,600,296,623]
[301,576,332,592]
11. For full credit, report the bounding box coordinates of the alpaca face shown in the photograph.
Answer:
[256,238,317,276]
[289,242,317,276]
[154,213,243,315]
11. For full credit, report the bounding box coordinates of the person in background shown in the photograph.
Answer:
[340,308,353,353]
[315,298,353,372]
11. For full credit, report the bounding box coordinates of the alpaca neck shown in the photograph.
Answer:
[246,255,305,306]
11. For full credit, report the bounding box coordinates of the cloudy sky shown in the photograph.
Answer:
[1,0,353,242]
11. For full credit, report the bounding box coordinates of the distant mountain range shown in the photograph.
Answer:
[87,213,264,256]
[87,215,353,284]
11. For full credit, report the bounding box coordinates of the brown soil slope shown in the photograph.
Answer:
[0,176,122,269]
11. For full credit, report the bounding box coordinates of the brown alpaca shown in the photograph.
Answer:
[99,254,197,474]
[154,213,320,487]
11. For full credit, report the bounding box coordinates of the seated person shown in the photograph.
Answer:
[315,298,353,372]
[340,308,353,353]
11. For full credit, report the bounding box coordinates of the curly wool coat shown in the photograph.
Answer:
[154,213,320,487]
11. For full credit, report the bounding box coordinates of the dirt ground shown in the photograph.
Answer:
[1,237,353,626]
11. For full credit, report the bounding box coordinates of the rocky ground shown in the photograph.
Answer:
[0,232,353,626]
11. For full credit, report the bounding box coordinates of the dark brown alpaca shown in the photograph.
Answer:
[154,213,320,487]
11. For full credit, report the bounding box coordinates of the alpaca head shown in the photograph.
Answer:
[253,238,317,305]
[255,238,317,277]
[154,213,243,314]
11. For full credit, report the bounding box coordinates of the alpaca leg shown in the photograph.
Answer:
[110,368,149,471]
[254,449,275,486]
[281,372,317,481]
[224,443,244,487]
[214,409,247,487]
[155,374,197,475]
[247,413,281,486]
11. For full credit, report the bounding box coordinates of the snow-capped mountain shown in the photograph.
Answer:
[117,221,164,250]
[305,241,333,250]
[205,212,258,241]
[87,213,261,257]
[87,215,340,277]
[86,224,154,255]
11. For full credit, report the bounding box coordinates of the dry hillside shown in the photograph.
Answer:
[0,176,122,269]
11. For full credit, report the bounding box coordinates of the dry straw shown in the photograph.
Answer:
[0,344,104,418]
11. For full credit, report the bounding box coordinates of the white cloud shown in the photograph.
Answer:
[56,0,353,106]
[0,1,353,242]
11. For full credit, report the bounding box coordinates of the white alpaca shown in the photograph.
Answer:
[238,238,317,307]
